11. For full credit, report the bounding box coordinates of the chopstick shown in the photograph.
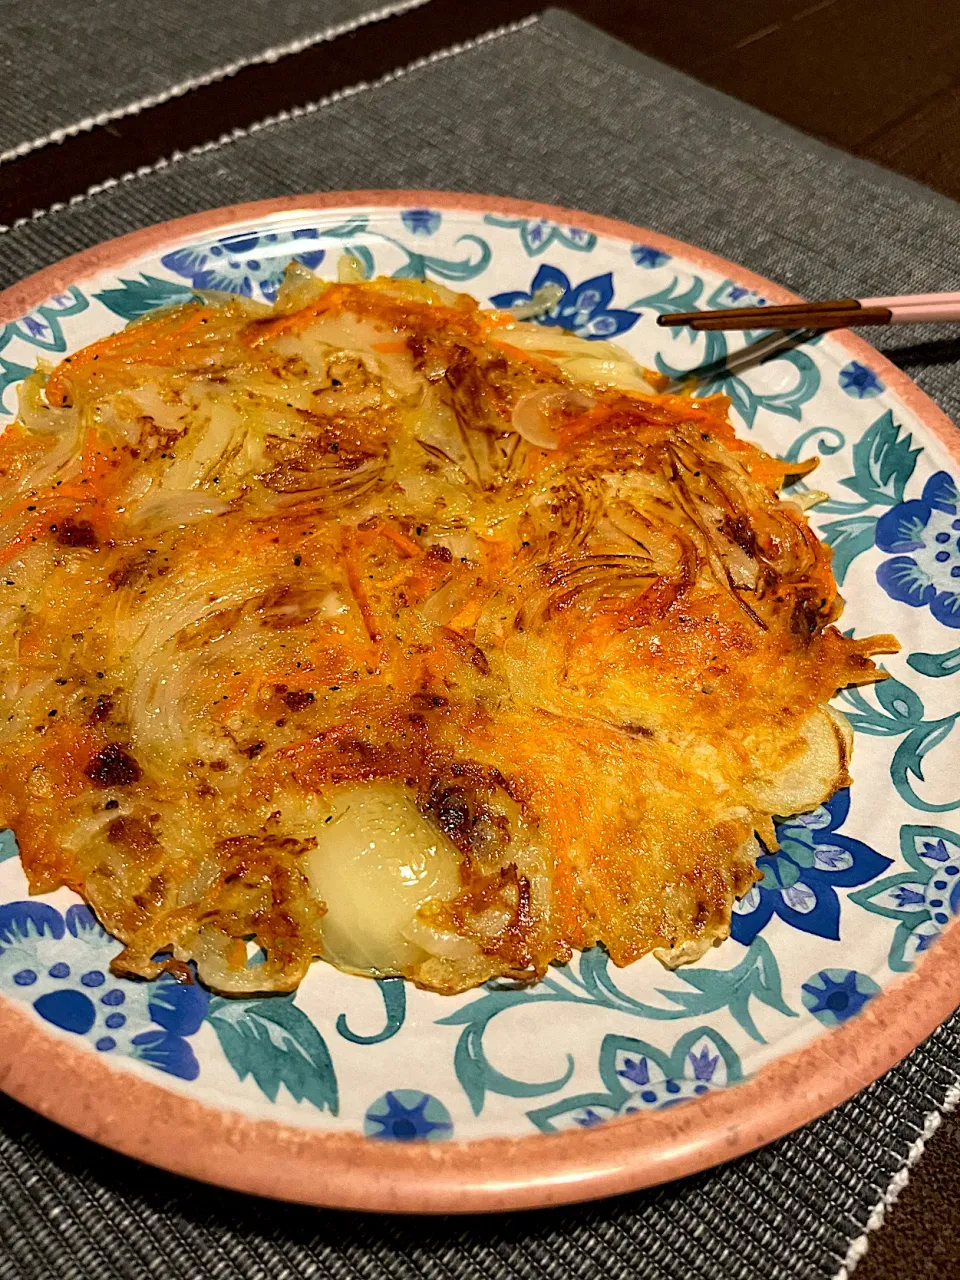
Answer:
[656,292,960,331]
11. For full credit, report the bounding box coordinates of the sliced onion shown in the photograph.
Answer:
[275,261,328,312]
[511,387,595,449]
[508,282,565,320]
[337,252,367,284]
[132,491,230,531]
[787,488,830,512]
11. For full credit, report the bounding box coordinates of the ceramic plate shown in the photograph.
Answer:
[1,192,959,1212]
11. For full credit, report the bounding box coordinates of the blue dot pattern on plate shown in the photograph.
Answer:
[363,1091,453,1142]
[0,902,207,1080]
[839,360,884,398]
[34,989,96,1035]
[400,208,442,236]
[630,244,671,269]
[800,969,881,1027]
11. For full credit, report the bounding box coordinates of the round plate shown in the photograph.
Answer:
[1,192,959,1213]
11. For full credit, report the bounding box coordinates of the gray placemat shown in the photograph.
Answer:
[1,11,960,1278]
[0,0,431,163]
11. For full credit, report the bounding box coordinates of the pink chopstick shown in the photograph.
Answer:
[657,292,960,331]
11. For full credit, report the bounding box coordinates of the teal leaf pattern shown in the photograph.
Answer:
[94,274,197,320]
[908,647,960,679]
[892,721,960,813]
[643,278,820,426]
[714,349,821,426]
[0,831,17,864]
[852,823,960,969]
[0,355,33,416]
[336,978,406,1045]
[206,995,338,1114]
[838,678,959,811]
[821,515,879,584]
[839,410,921,507]
[527,1027,743,1133]
[650,939,796,1043]
[438,939,793,1113]
[629,274,707,318]
[389,234,492,283]
[783,425,846,465]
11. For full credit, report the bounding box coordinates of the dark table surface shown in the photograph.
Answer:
[2,2,960,1275]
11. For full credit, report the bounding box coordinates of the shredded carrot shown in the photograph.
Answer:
[244,283,488,350]
[446,598,484,634]
[0,427,124,567]
[243,290,341,348]
[372,340,409,355]
[376,523,421,558]
[490,340,564,378]
[641,367,671,393]
[45,305,214,406]
[340,526,383,643]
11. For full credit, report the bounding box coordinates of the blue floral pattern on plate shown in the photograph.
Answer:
[801,968,880,1026]
[852,823,960,969]
[839,360,885,398]
[484,214,596,257]
[162,229,326,303]
[0,203,957,1146]
[875,471,960,627]
[0,902,207,1079]
[364,1090,452,1141]
[630,244,671,269]
[731,790,891,943]
[400,208,442,236]
[528,1029,742,1133]
[490,264,641,338]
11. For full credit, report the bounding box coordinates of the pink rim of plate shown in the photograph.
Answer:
[0,191,958,1214]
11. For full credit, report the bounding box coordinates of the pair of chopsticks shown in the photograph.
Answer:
[657,293,960,332]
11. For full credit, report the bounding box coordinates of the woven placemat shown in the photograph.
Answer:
[1,11,960,1278]
[0,0,431,163]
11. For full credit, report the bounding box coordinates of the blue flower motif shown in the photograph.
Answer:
[483,215,596,257]
[613,1039,732,1113]
[21,316,48,339]
[731,789,892,943]
[161,228,326,303]
[875,471,960,627]
[363,1089,453,1142]
[3,285,89,355]
[630,244,671,269]
[0,900,208,1080]
[400,208,442,236]
[892,884,926,908]
[490,265,641,339]
[615,1045,725,1110]
[839,360,884,398]
[617,1055,650,1087]
[688,1045,720,1081]
[851,824,960,971]
[528,1030,742,1133]
[801,968,880,1026]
